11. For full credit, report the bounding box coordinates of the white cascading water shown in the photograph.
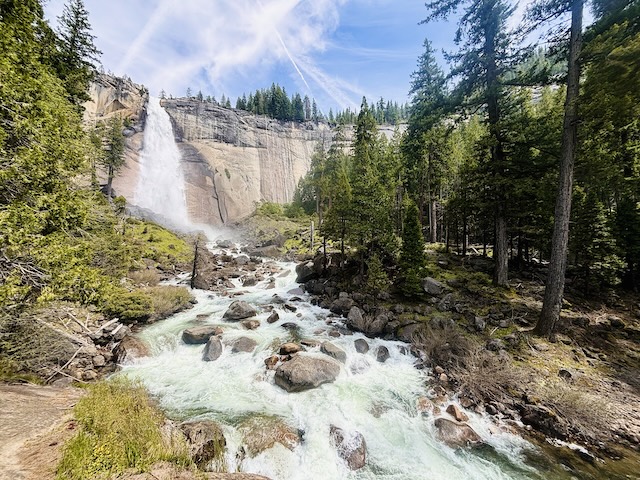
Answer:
[135,97,189,228]
[121,244,553,480]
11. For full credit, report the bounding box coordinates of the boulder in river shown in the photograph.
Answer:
[183,326,223,344]
[375,346,390,363]
[279,343,302,355]
[330,425,367,470]
[274,355,340,392]
[295,261,317,283]
[346,307,388,337]
[238,415,302,457]
[320,341,347,363]
[433,417,482,448]
[203,336,223,362]
[266,311,280,324]
[114,335,150,363]
[354,338,369,354]
[223,301,257,321]
[231,337,258,353]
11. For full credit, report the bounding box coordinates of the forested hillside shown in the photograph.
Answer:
[293,0,639,337]
[0,0,193,379]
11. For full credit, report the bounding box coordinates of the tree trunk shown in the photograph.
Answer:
[106,164,114,199]
[430,200,437,243]
[535,0,583,337]
[484,14,508,286]
[493,213,508,285]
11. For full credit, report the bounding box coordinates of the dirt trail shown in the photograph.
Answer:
[0,384,83,480]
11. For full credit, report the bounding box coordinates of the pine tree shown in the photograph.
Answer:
[365,254,391,300]
[423,0,518,286]
[398,201,427,296]
[99,116,126,199]
[55,0,101,106]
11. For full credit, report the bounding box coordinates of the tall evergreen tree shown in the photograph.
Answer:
[55,0,101,106]
[398,201,427,296]
[423,0,518,286]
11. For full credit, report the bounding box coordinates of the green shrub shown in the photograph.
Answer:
[256,202,284,217]
[57,379,191,480]
[144,285,193,321]
[102,289,153,323]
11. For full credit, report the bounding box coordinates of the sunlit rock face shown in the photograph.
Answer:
[84,74,149,203]
[162,99,332,225]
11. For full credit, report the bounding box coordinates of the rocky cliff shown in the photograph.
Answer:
[161,99,332,225]
[83,74,149,202]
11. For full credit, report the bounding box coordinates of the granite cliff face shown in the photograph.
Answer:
[85,75,401,227]
[83,74,148,202]
[161,99,332,225]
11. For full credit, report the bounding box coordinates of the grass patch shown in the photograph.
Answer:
[58,379,192,480]
[144,285,194,321]
[128,220,193,271]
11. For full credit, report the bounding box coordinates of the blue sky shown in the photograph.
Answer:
[43,0,555,113]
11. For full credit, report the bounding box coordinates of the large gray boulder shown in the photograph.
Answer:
[183,326,222,344]
[203,337,223,361]
[223,301,257,321]
[320,341,347,363]
[274,355,340,392]
[330,296,355,316]
[433,418,482,448]
[231,337,258,353]
[354,338,369,354]
[330,425,367,470]
[180,420,226,470]
[422,277,444,295]
[295,261,317,283]
[375,346,390,363]
[346,307,389,337]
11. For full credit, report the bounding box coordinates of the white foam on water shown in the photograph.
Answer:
[121,246,542,479]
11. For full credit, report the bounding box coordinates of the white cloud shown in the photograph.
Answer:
[45,0,355,107]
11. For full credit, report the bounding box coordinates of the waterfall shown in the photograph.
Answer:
[135,97,189,228]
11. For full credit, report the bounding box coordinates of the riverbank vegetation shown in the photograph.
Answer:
[0,0,194,382]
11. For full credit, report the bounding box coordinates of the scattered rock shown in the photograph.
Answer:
[242,320,260,330]
[434,418,482,448]
[422,277,444,295]
[281,322,299,331]
[486,339,505,352]
[183,326,223,344]
[330,425,367,470]
[446,404,469,422]
[223,301,257,321]
[180,420,226,469]
[330,296,355,316]
[274,355,340,392]
[354,338,369,354]
[264,355,280,370]
[114,335,150,363]
[320,341,347,363]
[279,343,302,355]
[266,312,280,324]
[295,261,317,283]
[203,336,223,362]
[283,304,297,312]
[231,337,257,353]
[375,346,390,363]
[300,339,321,348]
[239,416,302,457]
[242,276,258,287]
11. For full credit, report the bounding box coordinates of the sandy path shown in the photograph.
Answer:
[0,384,83,480]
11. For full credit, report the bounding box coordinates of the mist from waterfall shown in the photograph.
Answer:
[135,97,189,228]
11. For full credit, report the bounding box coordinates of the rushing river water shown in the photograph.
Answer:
[120,244,554,480]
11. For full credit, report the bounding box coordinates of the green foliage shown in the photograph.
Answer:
[102,289,153,324]
[365,253,391,298]
[256,202,284,217]
[398,201,427,296]
[57,379,191,479]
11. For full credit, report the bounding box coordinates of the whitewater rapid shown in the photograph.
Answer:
[121,244,544,480]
